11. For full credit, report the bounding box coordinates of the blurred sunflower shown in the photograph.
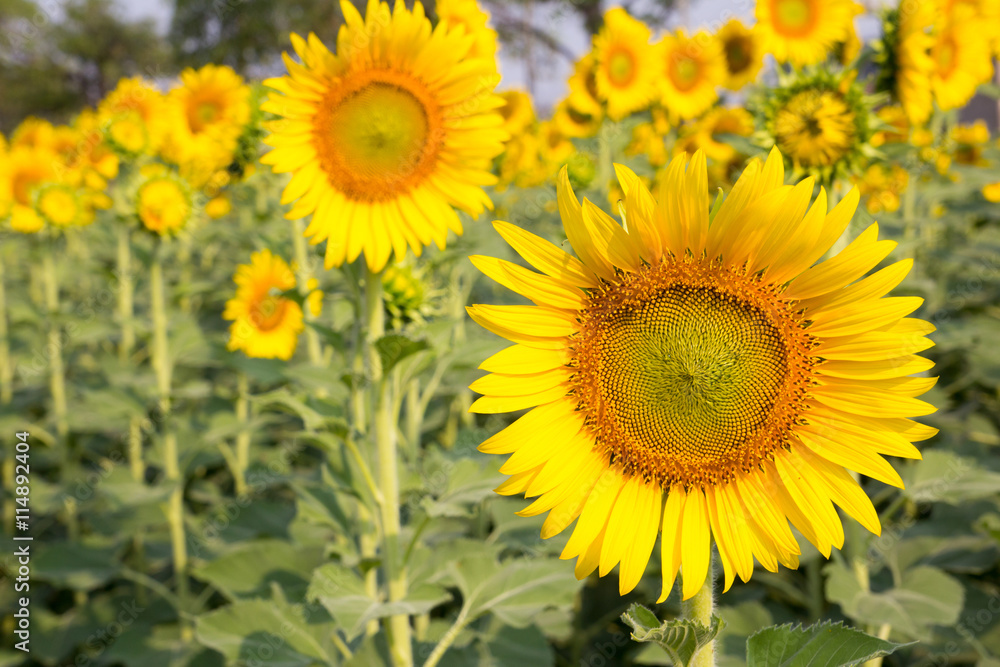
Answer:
[0,146,58,233]
[98,77,168,155]
[469,149,936,599]
[675,107,755,190]
[874,4,936,125]
[592,8,659,121]
[435,0,498,61]
[566,54,605,121]
[10,117,56,150]
[163,65,251,183]
[35,183,95,228]
[929,18,993,112]
[552,101,602,139]
[717,19,764,90]
[498,90,536,139]
[983,182,1000,202]
[224,249,304,361]
[950,121,990,166]
[625,122,669,168]
[855,163,908,214]
[758,70,874,183]
[261,0,506,272]
[659,29,726,121]
[871,105,910,147]
[755,0,856,66]
[135,170,194,236]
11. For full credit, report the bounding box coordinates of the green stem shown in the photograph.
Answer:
[0,250,12,405]
[151,250,191,641]
[234,372,251,496]
[902,177,917,251]
[682,560,716,667]
[365,266,412,667]
[42,245,68,440]
[405,377,421,460]
[292,218,323,367]
[423,606,471,667]
[117,225,135,363]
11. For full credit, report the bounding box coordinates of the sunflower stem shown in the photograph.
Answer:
[151,248,191,641]
[682,559,716,667]
[365,265,412,667]
[0,249,13,405]
[233,372,251,497]
[117,225,135,363]
[292,217,324,367]
[42,242,69,441]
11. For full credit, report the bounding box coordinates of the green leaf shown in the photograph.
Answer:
[825,562,964,639]
[192,539,325,600]
[195,598,334,667]
[307,563,378,639]
[621,603,723,667]
[904,450,1000,504]
[32,539,122,590]
[376,333,429,374]
[746,621,912,667]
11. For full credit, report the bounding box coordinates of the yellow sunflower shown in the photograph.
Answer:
[950,121,990,166]
[435,0,498,62]
[675,107,755,190]
[756,0,857,66]
[983,182,1000,202]
[468,148,936,599]
[498,90,536,139]
[566,54,605,120]
[98,77,168,154]
[717,19,764,90]
[10,117,56,150]
[659,30,726,121]
[0,146,57,233]
[855,163,909,214]
[35,183,95,228]
[884,2,937,125]
[163,64,251,183]
[592,8,659,121]
[261,0,506,272]
[871,105,910,147]
[136,171,194,236]
[930,18,993,112]
[553,101,602,139]
[224,249,304,361]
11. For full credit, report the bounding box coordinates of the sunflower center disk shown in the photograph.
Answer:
[573,266,815,489]
[317,76,440,202]
[773,0,814,35]
[251,294,290,332]
[607,50,636,87]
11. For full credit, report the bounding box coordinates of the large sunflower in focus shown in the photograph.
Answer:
[262,0,506,272]
[758,71,874,183]
[224,249,304,361]
[469,148,936,599]
[592,8,659,121]
[756,0,856,66]
[717,19,764,90]
[659,30,726,121]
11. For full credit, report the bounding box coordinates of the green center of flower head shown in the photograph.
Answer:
[188,100,221,132]
[669,55,700,91]
[775,0,813,31]
[332,83,430,178]
[607,50,635,87]
[573,263,818,488]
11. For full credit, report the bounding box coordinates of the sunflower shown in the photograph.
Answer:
[950,121,990,166]
[469,148,936,599]
[567,54,605,120]
[625,123,670,168]
[854,163,909,214]
[717,19,764,90]
[261,0,506,273]
[498,90,536,139]
[10,118,56,150]
[552,101,602,139]
[756,0,856,66]
[874,4,937,126]
[929,18,993,112]
[135,171,194,236]
[675,107,755,190]
[435,0,498,62]
[870,105,910,147]
[98,77,168,154]
[224,249,304,361]
[35,183,95,228]
[163,65,250,184]
[758,70,874,183]
[983,182,1000,202]
[0,146,57,233]
[592,8,659,121]
[659,30,726,122]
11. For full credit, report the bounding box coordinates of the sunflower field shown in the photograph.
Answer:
[2,0,1000,665]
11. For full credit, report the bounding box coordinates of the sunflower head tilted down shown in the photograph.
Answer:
[757,69,877,184]
[469,149,936,600]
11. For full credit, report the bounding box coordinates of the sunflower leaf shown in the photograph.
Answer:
[621,603,724,667]
[746,621,913,667]
[376,333,430,374]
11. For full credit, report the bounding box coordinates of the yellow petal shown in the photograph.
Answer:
[561,468,624,560]
[657,488,685,603]
[478,399,579,454]
[479,344,572,374]
[470,255,587,310]
[680,488,712,600]
[786,224,895,300]
[493,220,598,288]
